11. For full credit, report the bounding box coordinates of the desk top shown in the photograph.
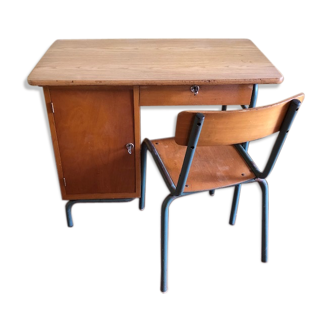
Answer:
[28,39,283,86]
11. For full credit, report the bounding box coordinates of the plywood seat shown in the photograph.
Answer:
[147,138,255,193]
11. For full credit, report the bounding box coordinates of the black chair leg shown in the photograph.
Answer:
[209,190,215,196]
[228,184,241,228]
[229,142,250,226]
[158,194,177,295]
[256,179,271,265]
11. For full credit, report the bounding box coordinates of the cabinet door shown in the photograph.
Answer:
[48,87,138,200]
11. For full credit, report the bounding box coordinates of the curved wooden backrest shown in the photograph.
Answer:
[175,93,305,146]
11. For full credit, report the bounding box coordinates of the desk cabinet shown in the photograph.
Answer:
[43,86,141,200]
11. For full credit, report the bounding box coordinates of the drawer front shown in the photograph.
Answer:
[139,85,253,106]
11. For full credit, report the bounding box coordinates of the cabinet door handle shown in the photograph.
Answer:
[126,143,134,154]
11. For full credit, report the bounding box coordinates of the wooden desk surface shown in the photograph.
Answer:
[28,39,283,86]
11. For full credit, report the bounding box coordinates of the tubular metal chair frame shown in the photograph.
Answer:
[140,97,302,292]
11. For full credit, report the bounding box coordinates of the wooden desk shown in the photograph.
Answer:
[28,39,283,201]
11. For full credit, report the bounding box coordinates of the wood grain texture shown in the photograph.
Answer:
[150,138,255,192]
[28,39,283,86]
[139,85,252,106]
[48,86,138,200]
[175,93,305,146]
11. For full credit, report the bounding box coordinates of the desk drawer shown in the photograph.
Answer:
[140,85,253,106]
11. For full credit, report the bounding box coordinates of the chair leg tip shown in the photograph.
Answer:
[259,259,272,266]
[159,291,171,296]
[260,262,272,267]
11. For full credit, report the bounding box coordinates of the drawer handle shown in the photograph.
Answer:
[126,143,134,154]
[190,85,200,96]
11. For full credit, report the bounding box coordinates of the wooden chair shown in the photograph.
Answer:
[139,94,304,292]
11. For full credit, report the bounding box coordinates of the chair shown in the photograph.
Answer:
[139,94,304,292]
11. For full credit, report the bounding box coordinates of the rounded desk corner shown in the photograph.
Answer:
[20,73,41,93]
